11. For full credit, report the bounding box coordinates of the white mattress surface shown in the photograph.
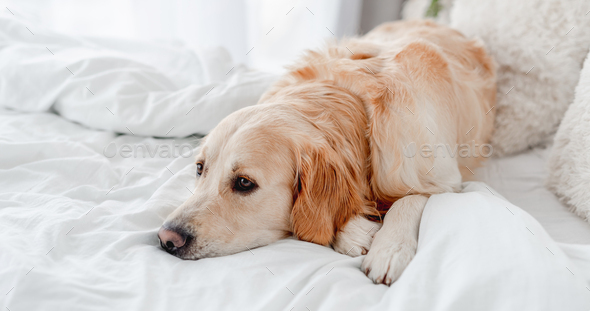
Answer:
[475,146,590,244]
[0,109,589,311]
[1,14,590,310]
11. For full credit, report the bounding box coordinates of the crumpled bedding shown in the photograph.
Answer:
[0,16,277,137]
[1,13,589,311]
[475,144,590,245]
[0,108,588,310]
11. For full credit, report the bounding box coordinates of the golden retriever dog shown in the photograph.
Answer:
[158,20,496,285]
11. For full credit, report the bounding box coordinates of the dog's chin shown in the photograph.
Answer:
[174,252,200,260]
[161,240,234,261]
[165,248,201,261]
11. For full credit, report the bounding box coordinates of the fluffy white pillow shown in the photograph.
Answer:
[547,52,590,221]
[404,0,590,156]
[450,0,590,156]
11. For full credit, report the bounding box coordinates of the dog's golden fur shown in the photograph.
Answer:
[260,20,495,244]
[160,20,496,284]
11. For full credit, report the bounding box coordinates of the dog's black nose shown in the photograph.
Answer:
[158,226,189,253]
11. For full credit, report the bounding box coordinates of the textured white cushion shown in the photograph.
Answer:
[404,0,590,156]
[547,52,590,221]
[451,0,590,155]
[450,0,590,156]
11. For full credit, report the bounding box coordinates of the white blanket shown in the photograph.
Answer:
[0,16,276,137]
[1,14,590,311]
[1,108,589,310]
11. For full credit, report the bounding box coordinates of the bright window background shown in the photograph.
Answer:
[1,0,403,73]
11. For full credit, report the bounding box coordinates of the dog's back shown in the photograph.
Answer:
[260,20,496,202]
[365,20,496,181]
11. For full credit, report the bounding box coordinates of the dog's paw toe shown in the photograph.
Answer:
[333,216,381,257]
[361,242,416,285]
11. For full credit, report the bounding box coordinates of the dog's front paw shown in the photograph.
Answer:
[361,238,417,285]
[333,216,382,257]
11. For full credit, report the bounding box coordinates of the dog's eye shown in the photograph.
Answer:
[235,177,255,192]
[196,163,203,176]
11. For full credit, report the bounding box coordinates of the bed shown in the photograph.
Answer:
[1,15,589,311]
[475,145,590,245]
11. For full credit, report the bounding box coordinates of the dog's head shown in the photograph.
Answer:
[158,83,375,259]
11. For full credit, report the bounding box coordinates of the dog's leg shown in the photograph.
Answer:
[333,215,382,257]
[361,195,428,285]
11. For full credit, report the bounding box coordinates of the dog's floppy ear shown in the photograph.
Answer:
[291,144,365,246]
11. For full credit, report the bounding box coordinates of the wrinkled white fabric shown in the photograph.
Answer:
[0,108,589,311]
[474,145,590,244]
[0,16,277,137]
[1,12,590,311]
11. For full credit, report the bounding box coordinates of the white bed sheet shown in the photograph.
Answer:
[475,146,590,244]
[1,13,590,311]
[1,108,589,311]
[0,16,277,137]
